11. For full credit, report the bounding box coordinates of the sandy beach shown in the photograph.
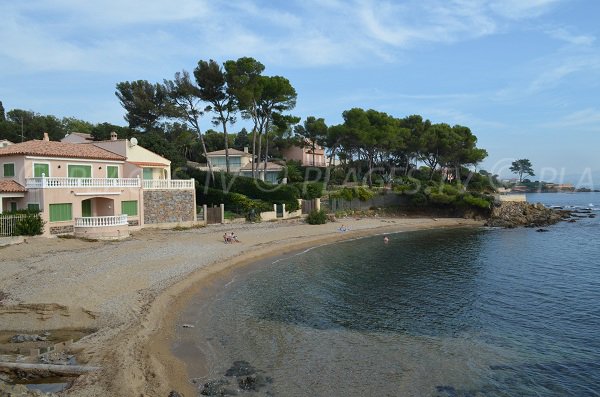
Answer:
[0,216,482,396]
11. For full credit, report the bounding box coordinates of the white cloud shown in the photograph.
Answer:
[540,108,600,130]
[546,27,595,46]
[489,0,561,19]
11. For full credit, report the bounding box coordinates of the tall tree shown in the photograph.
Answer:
[256,76,297,175]
[294,116,328,167]
[419,122,454,179]
[0,101,5,122]
[510,159,535,182]
[399,115,431,175]
[224,57,265,178]
[115,80,168,131]
[442,125,487,181]
[163,71,214,179]
[195,59,236,173]
[342,108,399,186]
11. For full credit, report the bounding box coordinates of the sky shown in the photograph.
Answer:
[1,0,599,185]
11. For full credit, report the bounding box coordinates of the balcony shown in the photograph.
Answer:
[74,215,130,240]
[142,179,195,190]
[74,214,128,227]
[26,177,141,189]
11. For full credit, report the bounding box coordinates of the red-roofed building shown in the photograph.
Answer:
[0,133,196,238]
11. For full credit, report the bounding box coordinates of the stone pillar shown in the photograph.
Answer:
[282,203,286,218]
[191,178,197,221]
[314,198,321,211]
[203,204,208,222]
[220,203,225,224]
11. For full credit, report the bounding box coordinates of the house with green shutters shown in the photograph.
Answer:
[0,132,196,238]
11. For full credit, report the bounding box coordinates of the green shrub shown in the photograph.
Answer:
[291,182,325,200]
[14,212,45,236]
[329,186,375,202]
[429,192,457,205]
[461,194,492,209]
[306,209,328,225]
[410,192,428,207]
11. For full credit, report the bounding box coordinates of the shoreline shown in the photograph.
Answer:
[0,217,483,396]
[142,218,483,397]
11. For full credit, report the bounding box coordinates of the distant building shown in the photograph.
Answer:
[62,132,94,143]
[0,140,14,148]
[280,141,328,167]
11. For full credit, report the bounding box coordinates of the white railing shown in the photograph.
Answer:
[74,214,128,228]
[143,179,195,190]
[26,177,141,189]
[0,214,27,236]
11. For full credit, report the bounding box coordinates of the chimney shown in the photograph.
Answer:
[243,146,249,153]
[110,131,118,141]
[43,132,49,141]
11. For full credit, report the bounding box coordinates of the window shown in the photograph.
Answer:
[10,202,17,212]
[142,168,153,180]
[68,164,92,178]
[121,200,138,216]
[49,203,72,222]
[3,163,15,177]
[33,163,50,178]
[27,203,40,212]
[107,165,119,179]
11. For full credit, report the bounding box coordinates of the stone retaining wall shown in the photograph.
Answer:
[143,190,196,225]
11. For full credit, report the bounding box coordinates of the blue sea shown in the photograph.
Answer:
[174,193,600,396]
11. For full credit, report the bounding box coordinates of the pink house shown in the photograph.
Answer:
[0,133,196,238]
[280,141,328,167]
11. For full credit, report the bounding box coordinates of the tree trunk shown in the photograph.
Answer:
[251,124,257,179]
[263,118,271,174]
[220,110,230,174]
[0,362,100,376]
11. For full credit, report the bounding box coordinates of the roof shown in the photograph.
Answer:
[206,148,252,157]
[0,180,27,193]
[64,132,93,140]
[0,140,125,161]
[129,161,169,167]
[240,161,283,171]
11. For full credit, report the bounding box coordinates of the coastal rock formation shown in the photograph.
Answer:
[485,202,570,228]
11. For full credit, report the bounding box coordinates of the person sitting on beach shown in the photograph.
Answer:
[232,233,240,243]
[338,224,347,232]
[223,233,232,244]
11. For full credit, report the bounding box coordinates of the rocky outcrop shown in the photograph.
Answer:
[485,202,570,228]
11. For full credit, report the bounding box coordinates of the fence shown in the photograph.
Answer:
[0,214,27,237]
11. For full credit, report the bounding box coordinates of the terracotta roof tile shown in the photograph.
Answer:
[0,180,26,193]
[0,140,125,161]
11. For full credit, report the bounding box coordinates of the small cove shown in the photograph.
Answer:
[174,193,600,396]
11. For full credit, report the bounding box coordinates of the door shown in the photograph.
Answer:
[82,199,92,217]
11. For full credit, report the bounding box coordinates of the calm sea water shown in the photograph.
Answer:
[174,193,600,396]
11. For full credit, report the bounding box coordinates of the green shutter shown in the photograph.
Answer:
[68,165,92,178]
[107,165,119,178]
[3,163,15,177]
[34,163,50,178]
[143,168,153,180]
[121,200,138,216]
[49,203,72,222]
[81,200,92,217]
[27,203,40,212]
